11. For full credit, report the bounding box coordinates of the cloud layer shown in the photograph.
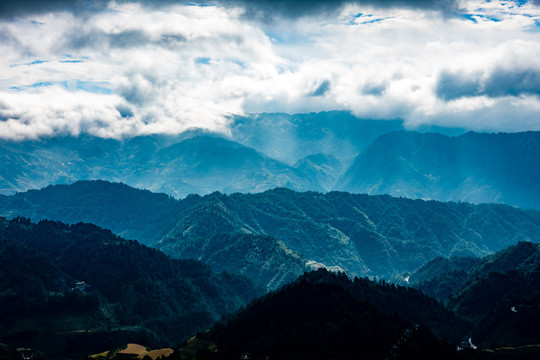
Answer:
[1,0,540,139]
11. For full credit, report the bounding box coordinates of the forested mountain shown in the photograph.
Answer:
[0,217,261,358]
[410,242,540,303]
[2,181,540,290]
[407,256,481,301]
[339,131,540,210]
[409,242,540,348]
[0,181,183,244]
[186,269,461,360]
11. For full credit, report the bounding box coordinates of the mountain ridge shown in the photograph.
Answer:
[2,181,539,290]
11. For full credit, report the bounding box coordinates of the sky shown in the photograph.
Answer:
[0,0,540,140]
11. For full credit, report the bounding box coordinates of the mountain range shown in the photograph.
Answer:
[2,111,539,209]
[339,130,540,210]
[1,111,540,359]
[2,181,539,290]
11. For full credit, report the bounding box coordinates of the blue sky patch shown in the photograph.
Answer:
[460,14,478,23]
[10,60,49,68]
[347,14,390,26]
[195,57,211,65]
[360,18,388,25]
[11,80,112,94]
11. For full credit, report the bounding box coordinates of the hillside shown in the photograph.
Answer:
[189,269,459,360]
[0,181,183,244]
[2,182,540,291]
[410,242,540,348]
[158,189,540,285]
[0,217,261,358]
[338,131,540,210]
[410,242,540,303]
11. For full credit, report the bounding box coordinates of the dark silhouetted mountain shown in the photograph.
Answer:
[408,256,481,300]
[410,242,540,348]
[447,242,540,320]
[2,182,539,291]
[191,269,459,360]
[338,131,540,210]
[0,180,182,244]
[0,217,261,358]
[410,242,540,303]
[471,291,540,349]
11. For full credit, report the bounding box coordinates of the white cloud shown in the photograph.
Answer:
[1,0,540,140]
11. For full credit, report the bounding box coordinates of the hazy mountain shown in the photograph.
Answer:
[294,153,344,191]
[0,217,261,357]
[0,133,325,199]
[229,111,465,165]
[2,112,539,210]
[229,111,407,166]
[3,110,406,197]
[2,181,540,290]
[144,136,321,197]
[338,131,540,210]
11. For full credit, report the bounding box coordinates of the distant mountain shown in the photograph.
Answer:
[294,153,344,191]
[338,131,540,210]
[0,217,261,358]
[2,112,539,210]
[229,111,407,166]
[0,133,324,199]
[190,269,460,360]
[229,111,465,165]
[145,136,321,197]
[2,181,540,290]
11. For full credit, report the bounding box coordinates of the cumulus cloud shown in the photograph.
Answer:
[437,68,540,100]
[0,0,463,19]
[1,0,540,140]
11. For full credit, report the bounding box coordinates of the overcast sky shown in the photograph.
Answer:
[1,0,540,140]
